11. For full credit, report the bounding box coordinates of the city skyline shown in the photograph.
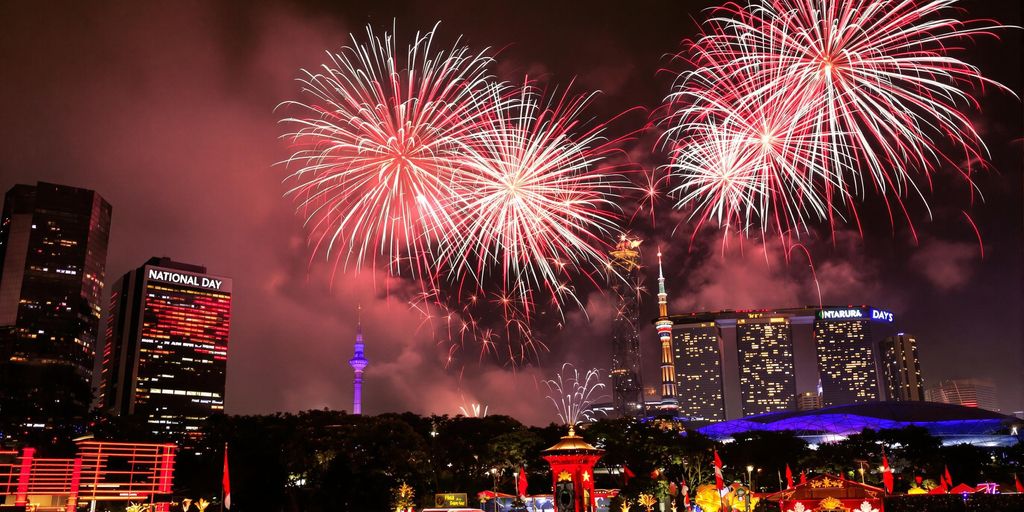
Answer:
[0,0,1020,425]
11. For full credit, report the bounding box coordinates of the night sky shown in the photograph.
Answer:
[1,0,1020,424]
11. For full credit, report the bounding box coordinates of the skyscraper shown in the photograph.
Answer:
[736,317,796,416]
[673,322,726,422]
[348,309,368,415]
[814,308,882,406]
[99,257,231,442]
[608,235,644,417]
[654,252,678,413]
[880,333,924,401]
[0,182,111,431]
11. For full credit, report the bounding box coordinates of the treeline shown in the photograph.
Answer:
[82,411,1024,511]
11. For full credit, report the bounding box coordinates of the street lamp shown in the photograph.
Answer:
[746,465,754,487]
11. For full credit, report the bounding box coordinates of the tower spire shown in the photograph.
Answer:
[655,250,678,413]
[348,305,368,415]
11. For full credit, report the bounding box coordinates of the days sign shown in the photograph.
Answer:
[435,493,469,508]
[146,267,230,292]
[870,309,894,322]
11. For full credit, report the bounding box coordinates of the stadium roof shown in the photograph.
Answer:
[696,401,1022,447]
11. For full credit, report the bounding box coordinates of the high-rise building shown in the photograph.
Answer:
[608,235,644,417]
[796,391,823,411]
[654,252,678,414]
[814,308,884,407]
[0,182,111,431]
[673,322,726,422]
[736,317,796,416]
[348,310,368,415]
[880,333,924,401]
[99,257,231,442]
[926,379,998,411]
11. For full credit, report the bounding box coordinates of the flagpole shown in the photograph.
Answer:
[222,442,227,512]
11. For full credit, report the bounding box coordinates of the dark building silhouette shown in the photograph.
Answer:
[880,333,924,402]
[0,182,111,433]
[99,257,231,442]
[608,235,644,417]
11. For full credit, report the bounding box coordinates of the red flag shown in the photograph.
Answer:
[223,444,231,510]
[881,453,893,494]
[623,466,635,485]
[517,467,528,497]
[944,466,953,488]
[680,476,690,506]
[785,465,794,489]
[713,450,725,491]
[800,471,807,485]
[1014,474,1023,493]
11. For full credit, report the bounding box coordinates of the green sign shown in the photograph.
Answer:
[435,493,469,507]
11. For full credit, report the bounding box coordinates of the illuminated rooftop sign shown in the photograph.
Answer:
[146,267,231,292]
[817,308,894,323]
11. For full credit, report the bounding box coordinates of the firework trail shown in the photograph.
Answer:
[458,401,489,418]
[543,363,609,426]
[663,0,1014,237]
[279,23,498,279]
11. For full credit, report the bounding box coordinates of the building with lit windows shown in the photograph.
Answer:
[737,316,796,416]
[663,305,898,422]
[797,391,823,411]
[99,257,231,442]
[880,333,924,401]
[814,308,888,406]
[673,322,726,422]
[926,378,999,411]
[0,182,111,433]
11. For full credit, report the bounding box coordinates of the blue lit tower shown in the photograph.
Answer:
[348,308,368,415]
[655,251,678,412]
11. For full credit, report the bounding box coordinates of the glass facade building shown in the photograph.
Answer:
[0,182,111,431]
[99,257,231,442]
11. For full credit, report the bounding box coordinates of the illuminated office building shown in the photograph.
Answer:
[814,308,884,406]
[0,182,111,431]
[736,317,796,416]
[880,333,924,402]
[672,322,725,421]
[99,257,231,441]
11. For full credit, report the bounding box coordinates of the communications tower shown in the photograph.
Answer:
[348,307,369,415]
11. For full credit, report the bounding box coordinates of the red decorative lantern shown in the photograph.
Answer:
[541,425,604,512]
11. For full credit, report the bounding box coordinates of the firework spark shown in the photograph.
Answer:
[543,363,608,426]
[440,83,630,307]
[279,23,498,278]
[663,0,1013,237]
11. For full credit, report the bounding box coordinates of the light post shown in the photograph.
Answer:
[746,465,754,487]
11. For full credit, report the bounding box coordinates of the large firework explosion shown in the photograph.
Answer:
[662,0,1014,239]
[279,23,497,279]
[281,24,635,368]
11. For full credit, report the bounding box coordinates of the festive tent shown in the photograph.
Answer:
[763,475,885,512]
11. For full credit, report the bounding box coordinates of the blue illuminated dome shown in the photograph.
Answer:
[696,401,1022,447]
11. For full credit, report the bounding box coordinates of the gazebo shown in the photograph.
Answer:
[763,475,885,512]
